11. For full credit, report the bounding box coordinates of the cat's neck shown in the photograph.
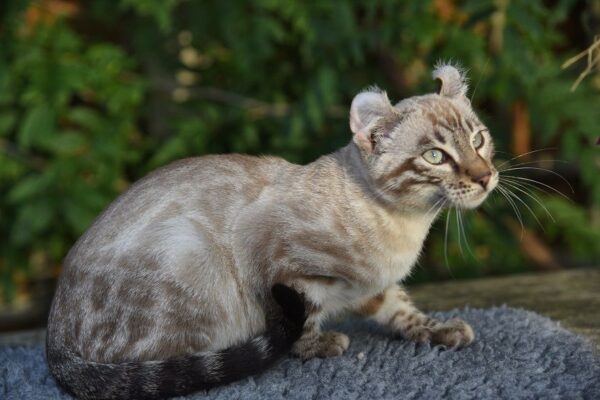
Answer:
[295,143,438,282]
[328,143,439,216]
[329,142,377,199]
[261,145,440,287]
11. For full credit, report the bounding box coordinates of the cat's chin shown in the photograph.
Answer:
[454,193,490,210]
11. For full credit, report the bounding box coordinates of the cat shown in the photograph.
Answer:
[46,63,498,399]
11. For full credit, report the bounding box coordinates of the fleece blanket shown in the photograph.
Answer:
[1,306,599,399]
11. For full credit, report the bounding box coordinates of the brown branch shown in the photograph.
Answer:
[562,36,600,92]
[505,219,561,271]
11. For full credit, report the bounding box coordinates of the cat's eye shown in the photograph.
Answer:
[422,149,445,165]
[472,131,484,149]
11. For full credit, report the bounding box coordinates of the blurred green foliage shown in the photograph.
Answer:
[1,0,599,302]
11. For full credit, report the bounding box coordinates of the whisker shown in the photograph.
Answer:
[500,178,547,205]
[492,189,501,206]
[484,189,500,208]
[499,167,574,193]
[500,180,556,223]
[455,208,464,257]
[424,197,446,219]
[501,175,572,200]
[499,182,548,228]
[432,199,447,221]
[444,208,451,269]
[495,148,557,170]
[496,185,525,240]
[498,159,569,170]
[458,209,475,259]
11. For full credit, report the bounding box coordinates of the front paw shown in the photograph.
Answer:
[403,318,474,348]
[431,318,474,348]
[292,331,350,359]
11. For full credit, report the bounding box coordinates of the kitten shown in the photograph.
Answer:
[47,63,498,399]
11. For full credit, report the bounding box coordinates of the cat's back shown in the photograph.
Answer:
[68,153,294,267]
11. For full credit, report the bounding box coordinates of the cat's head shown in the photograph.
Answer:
[349,63,498,211]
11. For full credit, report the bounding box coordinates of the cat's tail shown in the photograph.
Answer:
[46,284,306,400]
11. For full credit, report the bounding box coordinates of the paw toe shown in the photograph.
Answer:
[319,331,350,357]
[432,319,474,348]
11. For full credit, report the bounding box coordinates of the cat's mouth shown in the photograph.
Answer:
[445,171,499,210]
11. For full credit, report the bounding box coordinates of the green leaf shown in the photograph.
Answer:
[8,174,52,204]
[69,107,103,131]
[11,200,54,244]
[46,131,87,155]
[18,106,55,148]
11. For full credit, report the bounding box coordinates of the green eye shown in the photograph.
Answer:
[472,131,484,149]
[422,149,445,165]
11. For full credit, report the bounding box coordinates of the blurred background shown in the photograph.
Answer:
[0,0,598,331]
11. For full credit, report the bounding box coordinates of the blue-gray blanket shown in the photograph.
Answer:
[1,307,599,399]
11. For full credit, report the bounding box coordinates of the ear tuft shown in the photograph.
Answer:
[432,62,469,99]
[349,87,397,153]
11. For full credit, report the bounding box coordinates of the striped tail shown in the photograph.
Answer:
[46,284,306,400]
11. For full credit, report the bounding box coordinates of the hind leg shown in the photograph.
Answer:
[290,303,350,359]
[281,277,350,360]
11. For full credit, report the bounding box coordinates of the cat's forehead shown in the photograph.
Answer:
[413,95,482,133]
[389,94,487,155]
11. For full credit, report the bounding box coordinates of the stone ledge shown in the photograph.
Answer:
[410,268,600,349]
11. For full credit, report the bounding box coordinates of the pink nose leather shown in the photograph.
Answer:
[473,172,491,189]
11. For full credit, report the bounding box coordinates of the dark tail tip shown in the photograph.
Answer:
[271,284,306,336]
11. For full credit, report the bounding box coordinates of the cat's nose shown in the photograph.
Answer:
[465,158,492,189]
[472,171,491,189]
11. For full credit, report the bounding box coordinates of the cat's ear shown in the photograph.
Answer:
[349,87,398,154]
[432,63,469,100]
